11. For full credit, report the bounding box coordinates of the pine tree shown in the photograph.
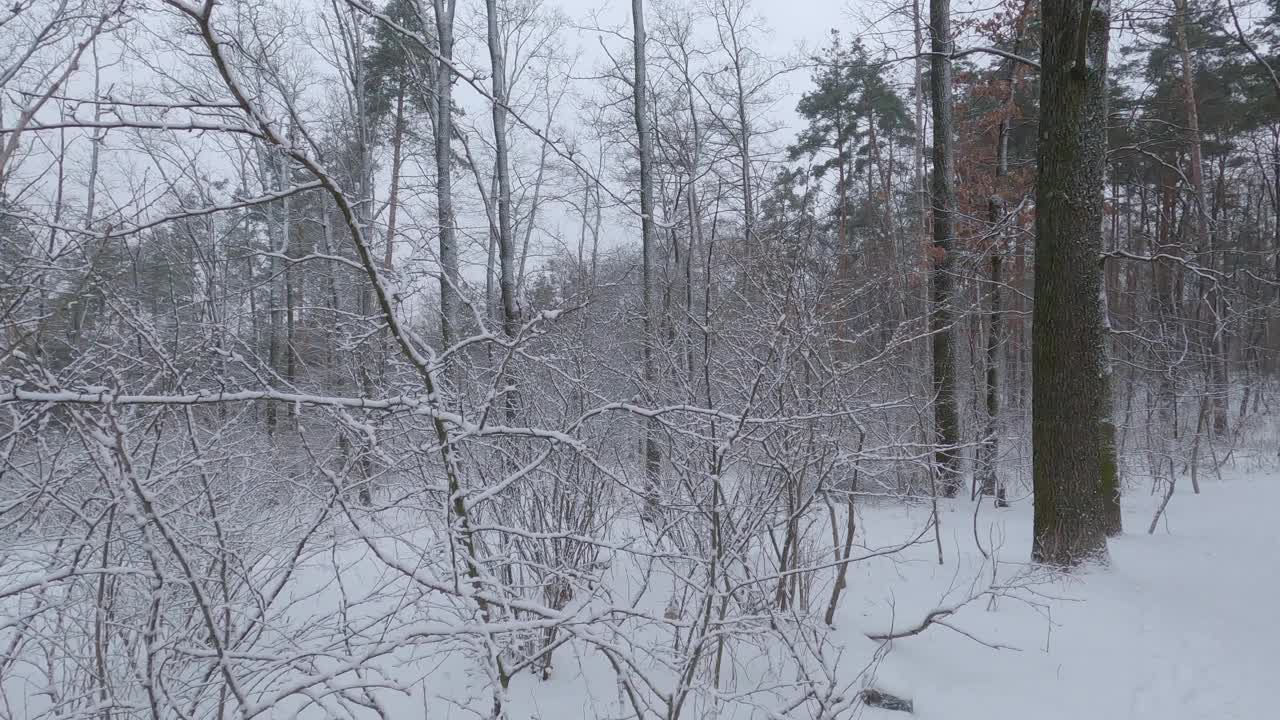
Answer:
[790,33,914,350]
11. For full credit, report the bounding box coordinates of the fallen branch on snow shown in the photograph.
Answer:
[865,605,958,642]
[860,688,914,713]
[866,600,1022,651]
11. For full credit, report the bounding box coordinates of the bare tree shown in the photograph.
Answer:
[431,0,461,345]
[928,0,961,496]
[632,0,662,501]
[1173,0,1229,435]
[486,0,519,338]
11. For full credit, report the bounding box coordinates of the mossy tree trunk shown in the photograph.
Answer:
[1032,0,1113,566]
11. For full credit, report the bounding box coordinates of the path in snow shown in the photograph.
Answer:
[856,472,1279,720]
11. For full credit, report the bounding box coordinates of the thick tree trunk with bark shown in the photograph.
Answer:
[1032,0,1112,566]
[928,0,961,497]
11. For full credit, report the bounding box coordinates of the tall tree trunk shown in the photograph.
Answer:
[266,144,287,435]
[631,0,661,505]
[1271,136,1280,373]
[977,13,1029,505]
[913,0,928,241]
[910,0,930,345]
[433,0,460,347]
[1155,157,1181,448]
[978,201,1004,504]
[722,5,755,252]
[928,0,961,496]
[485,0,518,339]
[285,174,297,425]
[1032,0,1113,566]
[1099,261,1122,536]
[836,132,850,349]
[1173,0,1228,434]
[384,86,405,271]
[680,56,704,383]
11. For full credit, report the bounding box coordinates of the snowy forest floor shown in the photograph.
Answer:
[852,467,1279,720]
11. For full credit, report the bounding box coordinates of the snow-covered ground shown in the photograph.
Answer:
[7,458,1270,719]
[851,470,1279,720]
[402,468,1280,720]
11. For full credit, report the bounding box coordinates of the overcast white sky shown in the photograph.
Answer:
[547,0,900,142]
[1,0,940,276]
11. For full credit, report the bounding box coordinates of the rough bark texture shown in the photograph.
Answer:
[1032,0,1112,566]
[928,0,961,497]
